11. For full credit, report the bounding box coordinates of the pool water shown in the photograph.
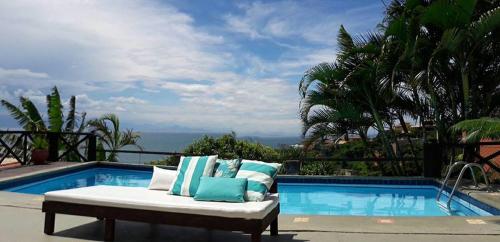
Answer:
[5,168,152,194]
[279,183,490,216]
[3,167,493,216]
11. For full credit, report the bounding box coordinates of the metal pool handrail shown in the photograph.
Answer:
[436,161,478,201]
[437,162,490,210]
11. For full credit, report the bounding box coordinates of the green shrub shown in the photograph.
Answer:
[184,133,279,161]
[31,136,48,150]
[300,161,339,175]
[150,156,180,166]
[150,133,280,166]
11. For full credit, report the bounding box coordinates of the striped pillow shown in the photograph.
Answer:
[235,159,281,202]
[169,155,218,197]
[213,158,241,178]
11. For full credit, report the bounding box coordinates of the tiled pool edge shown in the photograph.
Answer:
[0,162,97,189]
[436,180,500,216]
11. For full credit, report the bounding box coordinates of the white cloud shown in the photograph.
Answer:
[76,94,142,114]
[9,89,46,105]
[0,68,49,80]
[160,82,211,97]
[0,0,383,136]
[224,1,382,46]
[142,88,160,93]
[0,0,227,83]
[109,96,147,105]
[235,48,337,79]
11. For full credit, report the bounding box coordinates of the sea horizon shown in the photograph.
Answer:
[118,132,302,164]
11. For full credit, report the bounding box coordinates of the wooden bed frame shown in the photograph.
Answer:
[42,183,279,242]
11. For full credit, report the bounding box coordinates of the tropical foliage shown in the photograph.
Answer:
[299,0,499,175]
[0,86,87,161]
[450,117,500,143]
[1,87,138,162]
[150,133,281,166]
[87,113,142,162]
[0,86,86,132]
[183,132,279,162]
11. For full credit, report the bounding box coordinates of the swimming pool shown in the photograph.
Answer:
[1,166,497,216]
[279,183,490,216]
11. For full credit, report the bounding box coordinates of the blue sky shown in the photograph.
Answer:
[0,0,385,136]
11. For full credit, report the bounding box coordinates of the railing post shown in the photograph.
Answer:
[423,142,442,178]
[87,133,97,161]
[23,134,28,165]
[284,160,301,175]
[47,132,59,162]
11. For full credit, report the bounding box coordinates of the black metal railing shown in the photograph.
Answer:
[288,156,423,176]
[269,142,499,177]
[0,130,96,165]
[0,131,31,165]
[99,149,184,156]
[1,130,498,178]
[97,149,184,165]
[443,142,500,173]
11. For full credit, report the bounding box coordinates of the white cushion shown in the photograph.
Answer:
[44,185,279,219]
[148,166,176,191]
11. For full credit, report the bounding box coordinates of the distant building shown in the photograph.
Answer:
[290,144,303,149]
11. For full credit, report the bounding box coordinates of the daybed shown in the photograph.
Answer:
[42,184,279,242]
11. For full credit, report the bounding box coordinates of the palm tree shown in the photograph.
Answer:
[300,26,410,174]
[0,86,86,133]
[423,1,499,119]
[299,62,372,148]
[383,0,500,142]
[87,114,142,162]
[336,26,400,159]
[1,86,87,161]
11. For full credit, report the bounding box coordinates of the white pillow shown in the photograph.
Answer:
[148,166,176,190]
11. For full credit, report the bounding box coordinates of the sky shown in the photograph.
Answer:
[0,0,386,136]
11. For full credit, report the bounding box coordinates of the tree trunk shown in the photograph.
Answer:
[358,128,384,175]
[388,122,404,175]
[397,112,420,171]
[461,69,470,119]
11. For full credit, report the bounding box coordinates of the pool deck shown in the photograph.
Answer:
[0,161,85,180]
[0,192,499,242]
[0,162,499,241]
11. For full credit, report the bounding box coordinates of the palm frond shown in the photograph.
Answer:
[450,117,500,143]
[46,86,63,132]
[469,6,500,41]
[1,99,36,131]
[64,96,76,132]
[87,113,141,161]
[20,97,46,131]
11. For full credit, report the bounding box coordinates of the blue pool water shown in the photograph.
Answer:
[279,183,491,216]
[3,167,493,216]
[5,168,152,195]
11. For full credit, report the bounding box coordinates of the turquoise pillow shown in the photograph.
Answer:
[213,158,241,178]
[235,159,281,202]
[169,155,218,197]
[194,177,247,203]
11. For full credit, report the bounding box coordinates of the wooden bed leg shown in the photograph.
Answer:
[251,232,261,242]
[104,218,115,241]
[270,217,278,236]
[44,212,55,235]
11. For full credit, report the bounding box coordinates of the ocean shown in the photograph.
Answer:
[117,132,301,164]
